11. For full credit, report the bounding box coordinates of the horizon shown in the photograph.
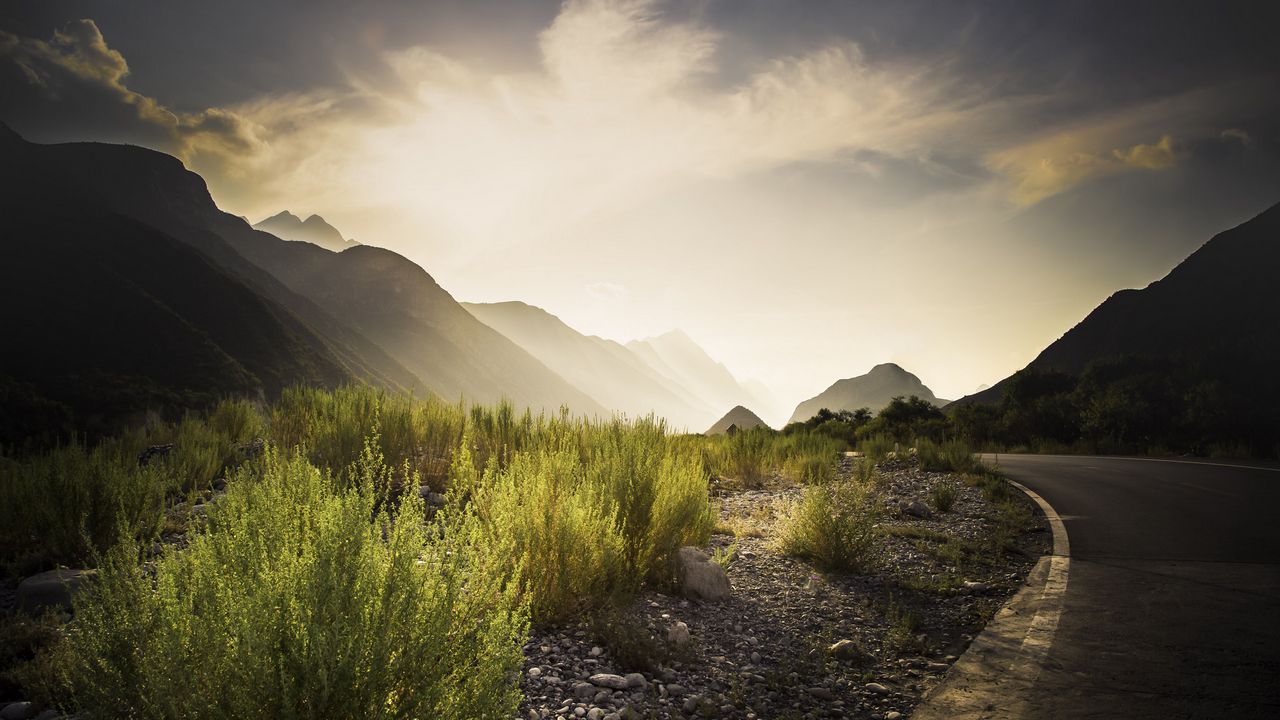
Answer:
[3,0,1279,410]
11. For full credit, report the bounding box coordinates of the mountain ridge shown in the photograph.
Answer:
[789,363,946,424]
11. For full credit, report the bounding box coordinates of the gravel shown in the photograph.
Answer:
[517,452,1050,719]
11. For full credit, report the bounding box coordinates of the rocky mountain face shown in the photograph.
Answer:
[254,211,358,253]
[789,363,946,424]
[0,126,606,433]
[705,405,770,435]
[956,201,1280,408]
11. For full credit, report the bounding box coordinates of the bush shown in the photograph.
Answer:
[0,439,171,568]
[777,480,879,572]
[857,434,896,466]
[43,444,528,719]
[917,438,979,474]
[929,479,959,513]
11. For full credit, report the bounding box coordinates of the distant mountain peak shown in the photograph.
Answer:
[789,362,945,424]
[706,405,769,435]
[254,210,357,253]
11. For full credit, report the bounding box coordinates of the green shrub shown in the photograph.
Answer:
[917,438,979,474]
[44,444,527,719]
[929,479,959,513]
[0,439,170,568]
[473,447,626,621]
[777,479,879,572]
[857,434,896,466]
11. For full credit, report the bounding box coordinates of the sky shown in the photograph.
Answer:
[3,0,1279,410]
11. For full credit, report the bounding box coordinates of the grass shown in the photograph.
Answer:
[917,438,981,474]
[28,444,528,719]
[929,478,959,512]
[776,479,880,572]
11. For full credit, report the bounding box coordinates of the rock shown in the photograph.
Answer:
[887,713,902,719]
[572,681,595,700]
[587,710,605,720]
[828,638,871,663]
[963,580,992,593]
[589,673,630,690]
[0,703,37,720]
[527,667,543,678]
[624,672,647,688]
[33,712,59,720]
[807,686,834,700]
[665,683,688,697]
[865,682,890,694]
[235,437,266,458]
[589,645,604,657]
[16,568,96,614]
[137,443,174,465]
[667,621,691,646]
[674,547,732,601]
[416,486,447,505]
[903,500,934,520]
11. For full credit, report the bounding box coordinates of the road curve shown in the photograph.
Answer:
[984,454,1280,719]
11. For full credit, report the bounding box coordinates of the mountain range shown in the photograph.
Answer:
[0,125,787,439]
[788,363,947,424]
[0,125,608,435]
[253,211,359,253]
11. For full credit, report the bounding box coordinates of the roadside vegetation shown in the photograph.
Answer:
[0,385,1036,715]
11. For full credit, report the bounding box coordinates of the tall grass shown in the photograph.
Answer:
[1,438,170,569]
[702,427,843,487]
[917,438,980,474]
[38,445,528,719]
[776,479,880,572]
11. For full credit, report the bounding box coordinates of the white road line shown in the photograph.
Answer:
[1005,479,1071,714]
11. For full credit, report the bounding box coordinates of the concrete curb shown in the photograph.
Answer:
[911,479,1070,720]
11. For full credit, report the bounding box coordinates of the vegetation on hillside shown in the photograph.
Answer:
[952,355,1280,458]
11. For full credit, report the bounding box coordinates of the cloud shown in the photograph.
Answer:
[1220,127,1255,148]
[0,19,260,167]
[990,132,1180,206]
[585,281,629,301]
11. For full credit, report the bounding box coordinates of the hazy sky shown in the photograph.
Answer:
[3,0,1279,409]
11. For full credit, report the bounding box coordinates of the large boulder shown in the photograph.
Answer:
[674,547,732,601]
[16,568,96,614]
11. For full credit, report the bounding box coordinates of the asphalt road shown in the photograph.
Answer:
[985,454,1280,718]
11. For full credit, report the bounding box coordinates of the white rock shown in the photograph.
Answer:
[588,673,630,690]
[674,547,732,601]
[667,621,691,646]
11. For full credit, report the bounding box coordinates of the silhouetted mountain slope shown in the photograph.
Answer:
[705,406,769,435]
[0,127,604,415]
[240,245,605,413]
[957,202,1280,408]
[254,211,358,253]
[0,127,421,396]
[0,203,352,439]
[790,363,946,424]
[464,301,714,428]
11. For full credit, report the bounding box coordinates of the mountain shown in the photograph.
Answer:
[463,301,713,429]
[789,363,947,424]
[956,201,1280,409]
[0,131,358,437]
[626,331,755,417]
[705,406,770,435]
[0,127,605,419]
[254,211,358,253]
